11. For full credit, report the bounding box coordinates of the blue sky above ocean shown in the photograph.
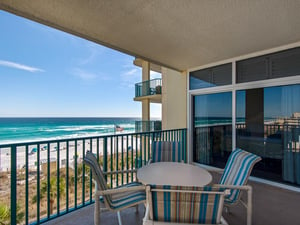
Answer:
[0,11,161,117]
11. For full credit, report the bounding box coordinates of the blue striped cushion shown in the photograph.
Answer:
[110,189,146,210]
[84,151,146,209]
[220,148,261,204]
[152,141,182,162]
[151,185,226,224]
[84,151,108,191]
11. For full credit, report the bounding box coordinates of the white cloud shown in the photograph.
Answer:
[125,68,139,75]
[71,68,110,81]
[120,67,141,88]
[120,66,161,88]
[78,43,105,65]
[150,71,161,79]
[72,68,97,80]
[0,60,44,73]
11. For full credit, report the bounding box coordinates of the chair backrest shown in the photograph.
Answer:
[148,185,227,224]
[152,141,182,163]
[83,151,113,205]
[219,148,261,204]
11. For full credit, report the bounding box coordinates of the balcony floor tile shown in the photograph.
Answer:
[44,172,300,225]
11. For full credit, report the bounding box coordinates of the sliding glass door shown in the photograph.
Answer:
[193,92,232,168]
[236,84,300,184]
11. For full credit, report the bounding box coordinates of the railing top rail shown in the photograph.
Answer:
[135,78,162,86]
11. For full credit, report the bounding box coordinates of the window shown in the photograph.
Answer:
[191,47,300,186]
[237,47,300,83]
[189,63,232,90]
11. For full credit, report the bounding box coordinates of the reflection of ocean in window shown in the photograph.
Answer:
[194,92,232,127]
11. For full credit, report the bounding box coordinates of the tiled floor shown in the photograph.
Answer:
[44,172,300,225]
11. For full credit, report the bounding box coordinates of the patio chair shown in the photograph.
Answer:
[215,148,261,225]
[150,141,183,163]
[143,185,229,225]
[83,151,146,225]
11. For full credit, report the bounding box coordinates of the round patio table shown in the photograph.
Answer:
[137,162,212,186]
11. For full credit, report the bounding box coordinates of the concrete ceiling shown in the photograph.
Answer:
[1,0,300,71]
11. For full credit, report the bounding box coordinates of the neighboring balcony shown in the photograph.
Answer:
[135,120,162,132]
[134,78,162,103]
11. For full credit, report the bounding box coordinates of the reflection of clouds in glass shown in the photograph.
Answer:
[237,85,300,119]
[194,92,232,118]
[190,76,215,90]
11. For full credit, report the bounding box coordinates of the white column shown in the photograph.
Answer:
[142,60,150,123]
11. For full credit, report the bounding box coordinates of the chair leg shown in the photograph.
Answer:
[247,186,253,225]
[117,211,123,225]
[94,193,100,225]
[224,206,230,214]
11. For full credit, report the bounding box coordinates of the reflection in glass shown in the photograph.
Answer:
[189,63,232,90]
[236,84,300,184]
[193,92,232,168]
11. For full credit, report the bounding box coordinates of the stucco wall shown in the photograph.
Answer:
[161,68,187,130]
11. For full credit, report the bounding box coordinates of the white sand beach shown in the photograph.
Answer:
[0,136,141,172]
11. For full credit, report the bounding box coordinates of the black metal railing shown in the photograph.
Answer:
[135,120,162,132]
[135,78,162,98]
[0,128,186,225]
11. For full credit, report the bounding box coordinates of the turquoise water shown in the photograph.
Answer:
[0,117,138,144]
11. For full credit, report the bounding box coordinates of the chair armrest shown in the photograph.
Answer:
[194,163,224,174]
[96,185,146,196]
[214,184,252,191]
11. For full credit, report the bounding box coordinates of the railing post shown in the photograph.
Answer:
[37,144,40,223]
[103,137,107,181]
[11,145,17,225]
[25,145,29,225]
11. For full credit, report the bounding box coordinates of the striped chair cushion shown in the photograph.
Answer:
[110,188,146,210]
[152,141,182,162]
[84,151,146,209]
[219,148,261,204]
[84,151,108,191]
[150,185,226,224]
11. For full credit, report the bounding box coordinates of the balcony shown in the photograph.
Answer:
[135,120,162,132]
[134,79,162,103]
[1,127,300,225]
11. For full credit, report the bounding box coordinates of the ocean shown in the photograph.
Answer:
[0,117,138,144]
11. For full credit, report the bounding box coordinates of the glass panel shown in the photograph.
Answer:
[236,47,300,83]
[193,92,232,168]
[236,84,300,185]
[189,63,232,90]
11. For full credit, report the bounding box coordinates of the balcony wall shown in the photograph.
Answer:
[135,120,161,133]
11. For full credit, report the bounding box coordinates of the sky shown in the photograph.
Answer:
[0,11,161,118]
